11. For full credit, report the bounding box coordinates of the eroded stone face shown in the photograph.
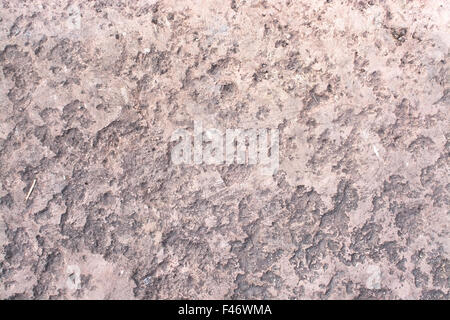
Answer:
[0,0,448,300]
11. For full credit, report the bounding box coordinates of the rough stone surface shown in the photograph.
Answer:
[0,0,449,299]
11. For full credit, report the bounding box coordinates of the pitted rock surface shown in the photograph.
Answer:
[0,0,448,299]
